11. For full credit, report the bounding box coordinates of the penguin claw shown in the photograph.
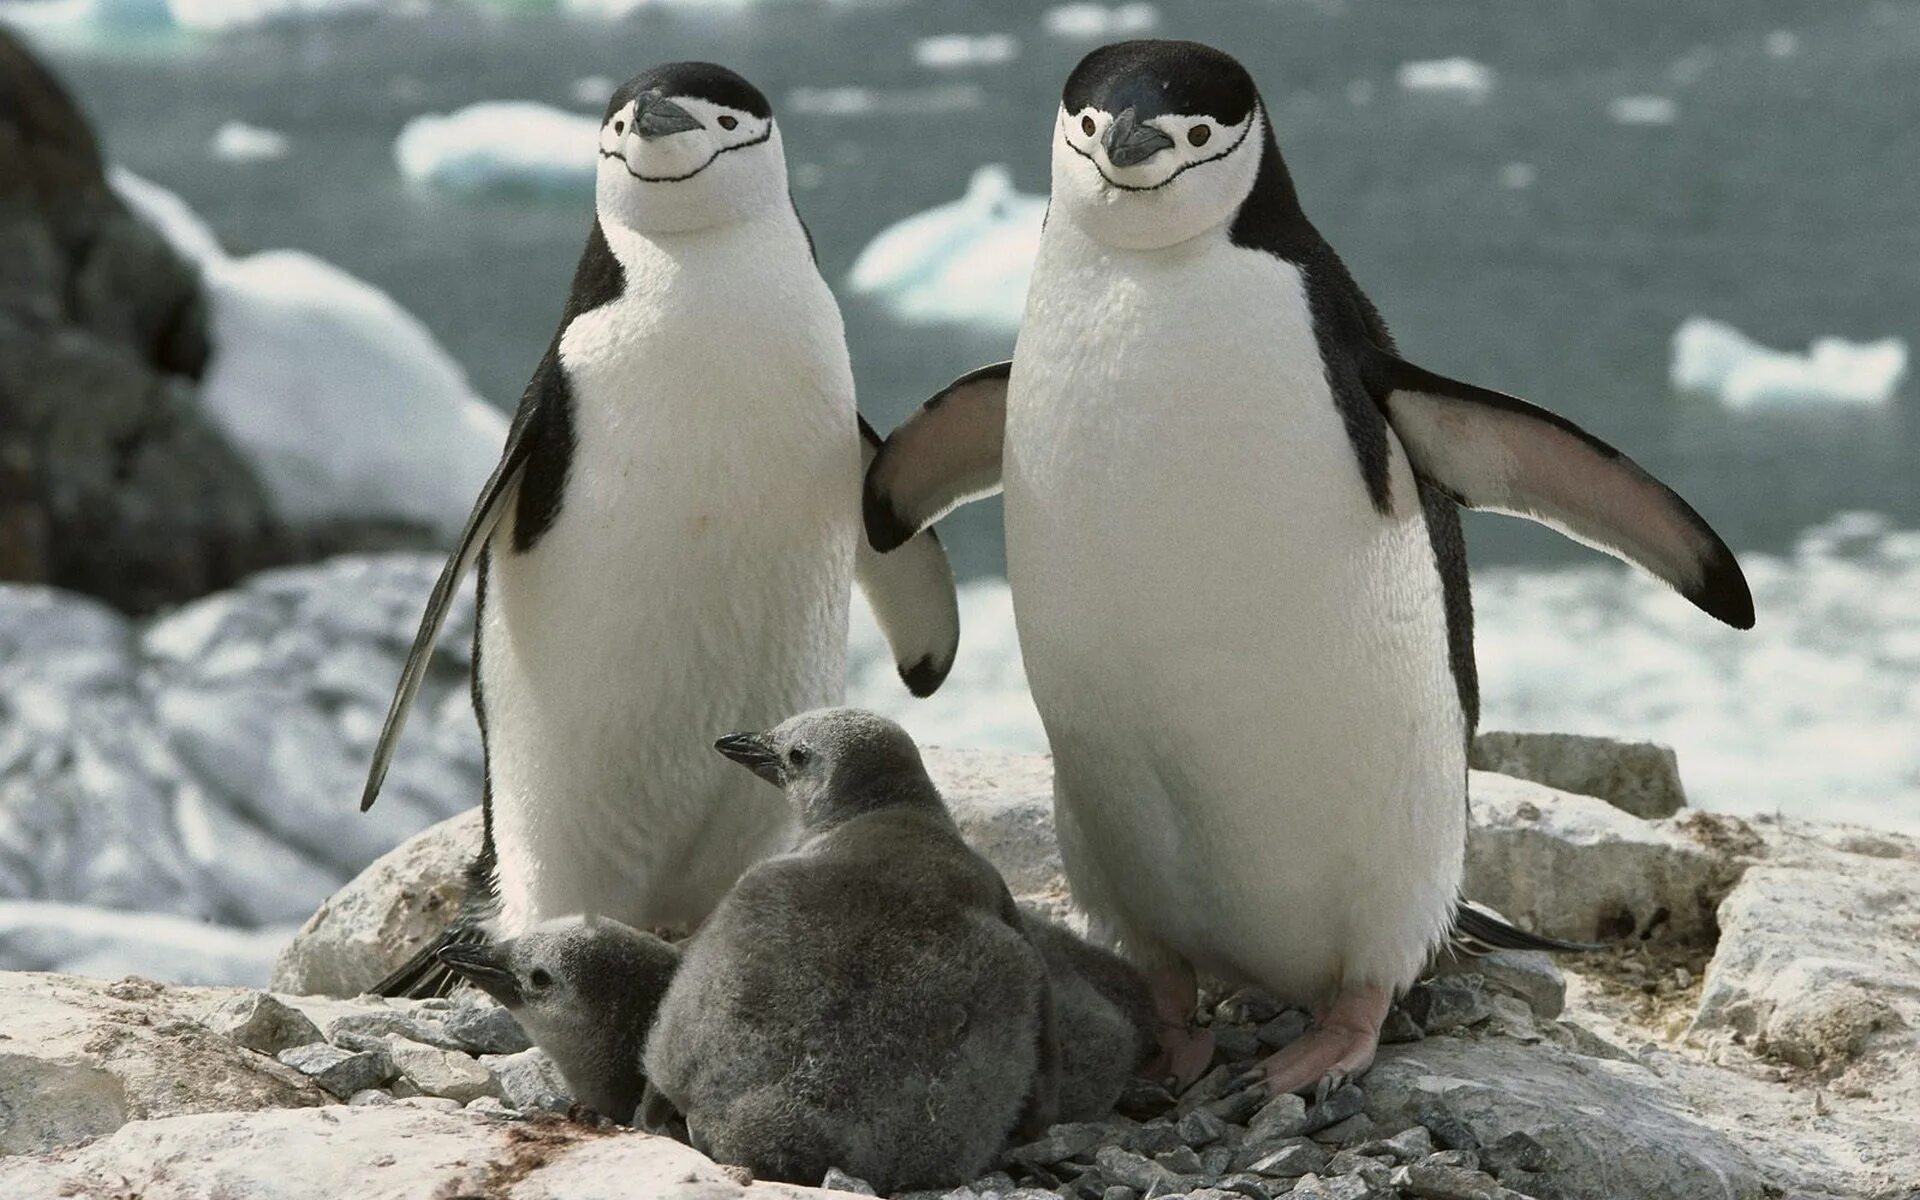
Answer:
[1260,983,1390,1097]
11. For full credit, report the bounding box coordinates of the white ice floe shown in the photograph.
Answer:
[170,0,381,32]
[786,83,984,118]
[0,901,298,986]
[846,164,1044,331]
[851,513,1920,834]
[210,119,290,162]
[913,32,1017,70]
[571,74,616,107]
[1607,95,1678,126]
[1042,2,1158,39]
[1671,317,1908,410]
[1498,162,1537,190]
[394,101,600,194]
[1766,30,1800,59]
[109,169,506,538]
[1396,57,1495,101]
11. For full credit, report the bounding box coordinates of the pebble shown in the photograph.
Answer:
[1115,1078,1176,1121]
[1006,1121,1116,1166]
[1092,1146,1198,1194]
[1211,1024,1265,1064]
[1310,1113,1374,1146]
[1378,1006,1426,1045]
[1391,1161,1505,1200]
[1177,1108,1228,1147]
[822,1166,877,1194]
[1256,1011,1311,1050]
[1099,1188,1137,1200]
[1291,1172,1376,1199]
[1299,1085,1366,1135]
[1402,978,1492,1033]
[464,1096,516,1118]
[479,1047,574,1115]
[1378,1124,1435,1162]
[346,1088,394,1107]
[275,1041,394,1099]
[1126,1121,1185,1156]
[441,1001,532,1055]
[1214,990,1284,1026]
[395,1095,462,1113]
[198,992,323,1056]
[1247,1092,1309,1138]
[386,1036,499,1104]
[1244,1140,1325,1178]
[1154,1146,1204,1175]
[1483,1130,1553,1176]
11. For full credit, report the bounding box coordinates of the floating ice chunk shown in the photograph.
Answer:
[0,900,298,985]
[1396,57,1495,101]
[787,83,984,118]
[913,32,1017,70]
[210,119,290,162]
[1766,29,1800,58]
[1671,317,1908,410]
[109,165,225,266]
[1607,95,1677,126]
[169,0,383,32]
[847,164,1044,331]
[571,74,616,107]
[1042,2,1158,39]
[394,101,600,194]
[1499,162,1537,190]
[1346,78,1375,106]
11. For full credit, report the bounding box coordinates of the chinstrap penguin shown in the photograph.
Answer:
[358,63,962,996]
[863,39,1752,1096]
[1020,905,1157,1121]
[640,707,1058,1193]
[437,914,679,1124]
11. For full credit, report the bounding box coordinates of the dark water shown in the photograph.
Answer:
[24,0,1920,581]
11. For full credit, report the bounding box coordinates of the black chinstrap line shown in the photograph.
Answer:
[598,122,774,184]
[1062,112,1254,193]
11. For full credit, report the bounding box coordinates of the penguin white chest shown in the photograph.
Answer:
[480,224,858,937]
[1004,227,1465,1000]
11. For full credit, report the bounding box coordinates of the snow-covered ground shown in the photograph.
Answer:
[851,512,1920,836]
[1671,316,1909,410]
[846,164,1043,330]
[393,101,600,194]
[111,169,506,538]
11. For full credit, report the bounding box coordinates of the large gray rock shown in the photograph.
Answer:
[1471,730,1687,819]
[0,555,481,980]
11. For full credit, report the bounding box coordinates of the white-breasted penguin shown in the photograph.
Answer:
[862,40,1754,1096]
[361,63,962,997]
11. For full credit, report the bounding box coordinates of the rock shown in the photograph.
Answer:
[1299,1085,1366,1136]
[1464,771,1738,942]
[1429,949,1565,1020]
[1006,1120,1114,1166]
[926,746,1063,900]
[1092,1145,1199,1194]
[1247,1091,1309,1138]
[1379,1125,1435,1162]
[1290,1173,1375,1200]
[1471,731,1686,819]
[275,1041,394,1099]
[1402,978,1493,1034]
[1257,1010,1311,1049]
[198,990,324,1055]
[1362,1034,1769,1199]
[1309,1113,1373,1145]
[822,1166,877,1194]
[0,971,322,1154]
[385,1036,498,1104]
[443,998,532,1054]
[1242,1139,1326,1177]
[1177,1107,1228,1147]
[482,1047,576,1116]
[1390,1161,1504,1200]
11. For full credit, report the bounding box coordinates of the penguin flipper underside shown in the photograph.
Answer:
[1366,347,1755,630]
[863,361,1010,553]
[856,414,962,697]
[359,356,558,812]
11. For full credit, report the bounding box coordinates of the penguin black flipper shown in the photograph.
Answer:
[854,414,962,697]
[1364,347,1755,630]
[370,919,490,999]
[863,361,1010,552]
[1449,899,1599,954]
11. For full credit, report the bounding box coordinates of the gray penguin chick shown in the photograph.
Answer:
[1019,905,1157,1121]
[438,914,678,1123]
[641,707,1058,1193]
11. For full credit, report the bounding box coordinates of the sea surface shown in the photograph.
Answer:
[12,0,1920,829]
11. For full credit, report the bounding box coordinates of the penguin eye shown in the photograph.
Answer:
[787,745,812,768]
[717,114,739,131]
[1080,114,1096,137]
[529,968,553,990]
[1188,123,1212,147]
[613,119,625,135]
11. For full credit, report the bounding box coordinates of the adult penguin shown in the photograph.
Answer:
[863,40,1751,1095]
[363,63,961,997]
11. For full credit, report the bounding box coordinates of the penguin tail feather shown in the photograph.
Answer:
[1449,900,1600,955]
[370,923,485,999]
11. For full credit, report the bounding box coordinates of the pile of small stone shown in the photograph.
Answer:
[847,955,1569,1200]
[197,990,575,1118]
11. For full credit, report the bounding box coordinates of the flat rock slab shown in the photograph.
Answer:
[0,1106,865,1199]
[1363,1034,1770,1200]
[1472,730,1687,818]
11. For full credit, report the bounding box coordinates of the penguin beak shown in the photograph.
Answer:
[436,943,523,1008]
[632,92,703,140]
[714,731,784,786]
[1102,107,1174,169]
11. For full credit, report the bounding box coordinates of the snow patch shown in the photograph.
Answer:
[1396,57,1495,101]
[1608,95,1678,126]
[846,164,1044,331]
[913,32,1017,70]
[1671,317,1908,410]
[394,101,600,194]
[210,120,290,162]
[1042,2,1158,39]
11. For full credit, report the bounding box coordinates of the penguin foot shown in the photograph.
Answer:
[1142,963,1213,1092]
[1260,983,1390,1097]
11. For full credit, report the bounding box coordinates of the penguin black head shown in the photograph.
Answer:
[595,62,785,234]
[1054,40,1269,250]
[714,707,939,831]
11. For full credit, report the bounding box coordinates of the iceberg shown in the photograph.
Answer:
[1042,2,1158,39]
[913,32,1017,70]
[210,119,289,162]
[394,101,600,194]
[1396,57,1495,101]
[1671,317,1908,410]
[110,169,506,538]
[846,164,1044,331]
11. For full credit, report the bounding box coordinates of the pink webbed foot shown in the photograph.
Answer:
[1139,964,1214,1093]
[1261,983,1391,1097]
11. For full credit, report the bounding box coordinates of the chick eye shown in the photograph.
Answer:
[1188,123,1211,147]
[718,114,739,131]
[1080,114,1096,137]
[529,968,553,989]
[613,119,625,135]
[787,745,811,767]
